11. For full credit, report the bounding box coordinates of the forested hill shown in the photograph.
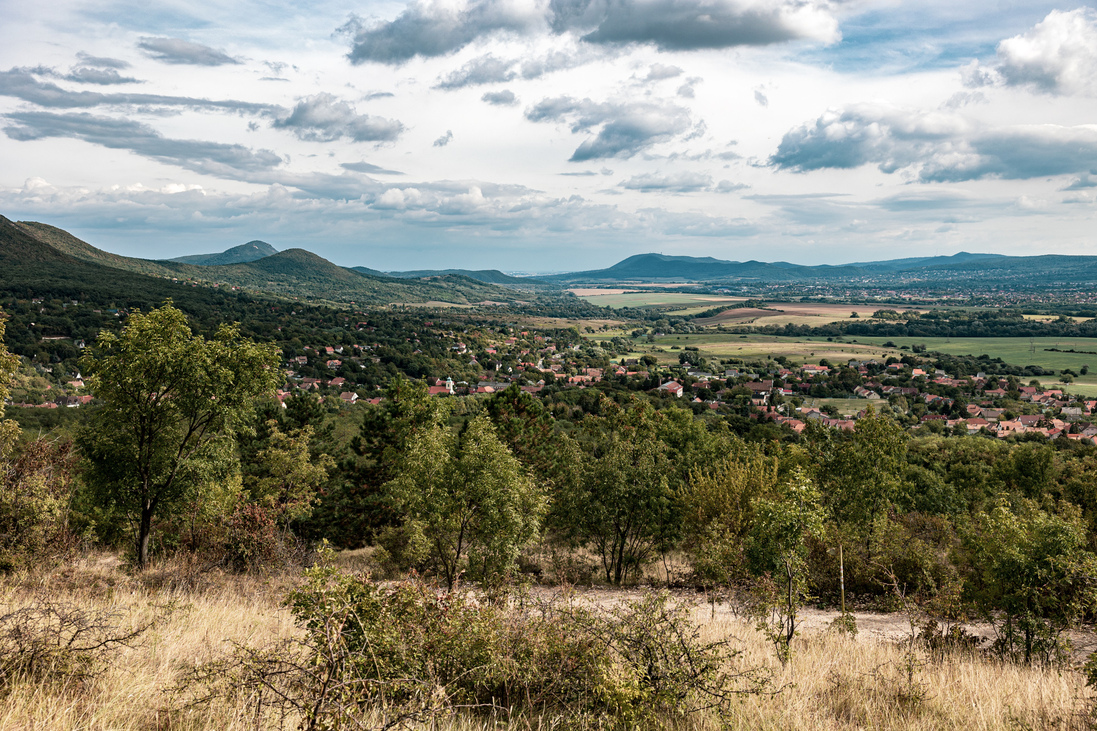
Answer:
[0,215,248,314]
[168,240,277,265]
[539,250,1097,285]
[8,217,526,306]
[378,268,559,291]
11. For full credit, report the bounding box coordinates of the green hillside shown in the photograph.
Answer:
[11,219,524,306]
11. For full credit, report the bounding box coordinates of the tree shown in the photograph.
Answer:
[963,498,1097,664]
[79,303,280,568]
[0,312,19,454]
[383,414,546,589]
[559,401,678,584]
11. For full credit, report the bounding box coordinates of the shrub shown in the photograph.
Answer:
[182,557,770,729]
[0,601,149,689]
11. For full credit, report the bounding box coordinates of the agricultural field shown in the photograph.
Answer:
[693,302,891,328]
[851,336,1097,373]
[645,333,902,366]
[572,291,746,309]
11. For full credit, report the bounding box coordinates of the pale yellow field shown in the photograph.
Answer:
[650,335,901,365]
[695,303,924,329]
[1,553,1090,731]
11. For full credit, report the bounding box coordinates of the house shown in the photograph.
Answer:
[657,380,684,398]
[339,391,359,405]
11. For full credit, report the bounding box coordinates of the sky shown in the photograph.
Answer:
[1,0,1097,273]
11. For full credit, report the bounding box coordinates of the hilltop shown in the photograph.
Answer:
[168,240,278,266]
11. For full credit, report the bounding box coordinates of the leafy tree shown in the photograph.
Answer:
[78,303,280,568]
[682,442,779,596]
[315,377,450,548]
[383,414,546,589]
[561,401,677,584]
[963,498,1097,664]
[746,468,824,664]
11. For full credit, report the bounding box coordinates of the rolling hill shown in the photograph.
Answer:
[168,240,278,266]
[8,219,523,306]
[538,250,1097,286]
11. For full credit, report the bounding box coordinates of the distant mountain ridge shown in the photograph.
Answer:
[168,240,278,266]
[537,250,1097,284]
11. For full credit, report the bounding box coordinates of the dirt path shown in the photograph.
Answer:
[529,586,1097,662]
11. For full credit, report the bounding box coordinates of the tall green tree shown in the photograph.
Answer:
[560,401,677,585]
[963,498,1097,664]
[383,414,546,589]
[79,303,280,568]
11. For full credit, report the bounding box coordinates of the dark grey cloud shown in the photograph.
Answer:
[2,111,281,176]
[964,9,1097,96]
[433,129,454,147]
[770,106,1097,182]
[273,94,404,142]
[620,171,712,192]
[341,161,405,175]
[343,0,837,65]
[482,89,518,106]
[570,0,839,50]
[0,67,277,114]
[435,54,516,89]
[75,53,130,69]
[138,37,239,66]
[526,96,692,161]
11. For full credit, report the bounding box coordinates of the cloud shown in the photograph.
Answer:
[619,171,712,192]
[525,96,693,161]
[644,63,682,81]
[342,0,838,65]
[343,0,546,64]
[965,9,1097,96]
[63,67,140,85]
[770,105,1097,182]
[434,129,454,146]
[1063,174,1097,191]
[753,89,767,106]
[341,161,405,175]
[137,37,239,66]
[480,89,516,106]
[75,53,131,70]
[2,111,281,176]
[569,0,840,51]
[435,54,516,89]
[273,94,404,142]
[0,67,277,114]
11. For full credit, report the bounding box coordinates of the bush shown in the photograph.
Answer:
[183,557,770,729]
[0,601,149,688]
[0,438,78,573]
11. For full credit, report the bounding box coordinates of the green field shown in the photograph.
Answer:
[851,336,1097,373]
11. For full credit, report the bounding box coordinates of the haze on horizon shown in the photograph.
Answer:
[1,0,1096,273]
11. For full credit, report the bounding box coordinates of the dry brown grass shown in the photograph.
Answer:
[0,553,1091,731]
